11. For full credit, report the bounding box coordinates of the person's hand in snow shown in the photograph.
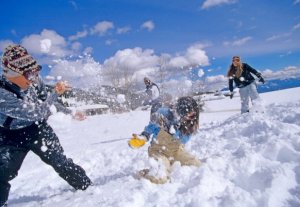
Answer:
[73,111,86,121]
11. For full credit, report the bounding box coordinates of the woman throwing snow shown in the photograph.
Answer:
[227,56,265,114]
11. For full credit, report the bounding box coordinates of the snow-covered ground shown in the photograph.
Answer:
[8,87,300,207]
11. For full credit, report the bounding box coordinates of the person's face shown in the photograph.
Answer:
[6,75,31,90]
[179,111,198,134]
[232,57,240,67]
[144,80,150,86]
[180,111,197,122]
[6,67,40,90]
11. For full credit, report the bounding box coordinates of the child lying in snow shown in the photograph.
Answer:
[129,96,201,184]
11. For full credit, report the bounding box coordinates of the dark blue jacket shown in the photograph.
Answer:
[0,75,71,129]
[229,63,263,92]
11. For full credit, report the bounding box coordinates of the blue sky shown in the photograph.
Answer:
[0,0,300,87]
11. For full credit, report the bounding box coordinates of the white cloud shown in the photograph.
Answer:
[83,47,93,55]
[0,40,14,52]
[102,47,159,87]
[21,29,70,57]
[206,74,227,83]
[40,39,52,53]
[49,55,103,88]
[232,36,252,46]
[292,22,300,30]
[294,0,300,5]
[163,77,194,97]
[68,30,88,41]
[262,66,300,80]
[71,42,82,51]
[91,21,114,36]
[186,44,210,65]
[201,0,238,9]
[266,33,291,41]
[35,40,211,90]
[203,74,228,91]
[69,1,78,10]
[279,51,292,58]
[223,36,252,46]
[141,20,155,31]
[101,43,210,88]
[103,47,159,73]
[168,56,189,68]
[198,69,205,77]
[117,26,131,34]
[168,43,210,68]
[105,39,117,45]
[184,79,193,88]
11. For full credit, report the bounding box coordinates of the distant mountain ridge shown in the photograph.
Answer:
[220,77,300,94]
[258,78,300,93]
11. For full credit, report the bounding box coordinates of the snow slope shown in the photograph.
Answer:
[8,87,300,207]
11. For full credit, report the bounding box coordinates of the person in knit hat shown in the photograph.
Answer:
[2,44,40,74]
[0,45,91,206]
[129,96,201,184]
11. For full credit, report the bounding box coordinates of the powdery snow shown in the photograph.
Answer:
[7,87,300,207]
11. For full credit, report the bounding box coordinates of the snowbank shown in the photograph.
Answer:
[8,87,300,207]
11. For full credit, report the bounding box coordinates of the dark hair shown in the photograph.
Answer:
[176,96,199,135]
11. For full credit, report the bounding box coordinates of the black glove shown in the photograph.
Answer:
[229,92,233,99]
[259,77,265,84]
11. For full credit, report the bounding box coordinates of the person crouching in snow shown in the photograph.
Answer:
[227,56,265,114]
[0,45,91,207]
[129,96,201,184]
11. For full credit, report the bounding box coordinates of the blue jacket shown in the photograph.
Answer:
[0,75,71,130]
[141,107,191,144]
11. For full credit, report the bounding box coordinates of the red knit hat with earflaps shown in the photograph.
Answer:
[1,44,40,75]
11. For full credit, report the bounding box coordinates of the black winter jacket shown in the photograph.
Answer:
[228,63,263,92]
[0,75,71,129]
